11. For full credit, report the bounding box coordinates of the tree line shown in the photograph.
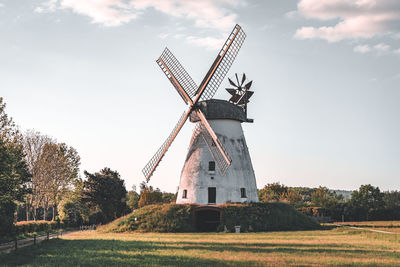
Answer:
[1,97,175,234]
[258,183,400,222]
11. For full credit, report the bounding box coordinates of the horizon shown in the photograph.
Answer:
[1,0,400,192]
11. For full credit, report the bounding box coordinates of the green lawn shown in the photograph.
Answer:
[1,227,400,266]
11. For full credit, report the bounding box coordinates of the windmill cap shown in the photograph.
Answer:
[190,99,249,123]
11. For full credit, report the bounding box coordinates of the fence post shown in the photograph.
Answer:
[34,234,36,245]
[47,231,49,241]
[14,236,18,251]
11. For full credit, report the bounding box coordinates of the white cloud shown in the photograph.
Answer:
[373,43,390,51]
[186,36,224,50]
[295,0,400,42]
[354,44,371,53]
[393,48,400,55]
[60,0,138,26]
[35,0,57,13]
[0,3,4,8]
[36,0,239,30]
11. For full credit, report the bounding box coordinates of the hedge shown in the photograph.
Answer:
[15,221,64,234]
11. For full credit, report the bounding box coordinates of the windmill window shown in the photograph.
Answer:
[240,188,247,198]
[208,161,216,173]
[208,187,216,204]
[182,189,187,199]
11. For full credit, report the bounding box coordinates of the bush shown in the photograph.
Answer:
[15,221,64,234]
[0,202,17,236]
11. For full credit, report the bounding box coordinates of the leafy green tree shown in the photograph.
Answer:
[58,178,89,226]
[0,97,31,235]
[258,182,288,202]
[285,189,303,208]
[382,190,400,220]
[83,168,127,223]
[350,184,384,221]
[162,192,177,204]
[32,142,80,220]
[22,130,54,221]
[126,185,140,211]
[138,182,163,207]
[311,186,343,219]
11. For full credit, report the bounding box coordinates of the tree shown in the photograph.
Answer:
[22,130,80,221]
[350,184,384,221]
[311,186,343,219]
[58,178,89,226]
[258,183,288,202]
[162,192,177,204]
[138,182,163,207]
[32,142,80,220]
[0,97,31,235]
[285,189,303,208]
[126,185,140,211]
[22,130,54,220]
[82,168,127,224]
[382,191,400,220]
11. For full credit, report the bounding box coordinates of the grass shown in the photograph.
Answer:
[1,227,400,266]
[334,221,400,233]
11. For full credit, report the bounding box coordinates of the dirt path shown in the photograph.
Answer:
[346,226,398,234]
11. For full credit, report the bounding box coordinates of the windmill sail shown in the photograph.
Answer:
[142,111,189,181]
[195,110,231,171]
[195,24,246,102]
[198,122,231,175]
[157,48,197,104]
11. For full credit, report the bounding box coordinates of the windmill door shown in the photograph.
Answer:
[208,187,216,204]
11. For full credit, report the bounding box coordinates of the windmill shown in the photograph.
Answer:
[142,24,258,205]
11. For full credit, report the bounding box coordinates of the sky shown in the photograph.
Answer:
[1,0,400,192]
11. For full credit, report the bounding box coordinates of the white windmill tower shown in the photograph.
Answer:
[142,24,258,205]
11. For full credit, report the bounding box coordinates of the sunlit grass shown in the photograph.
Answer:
[1,227,400,266]
[334,221,400,233]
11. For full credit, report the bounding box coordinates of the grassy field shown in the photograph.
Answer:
[1,227,399,266]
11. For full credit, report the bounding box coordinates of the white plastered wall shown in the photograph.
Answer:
[177,119,258,205]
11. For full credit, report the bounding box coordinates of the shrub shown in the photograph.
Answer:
[15,221,64,234]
